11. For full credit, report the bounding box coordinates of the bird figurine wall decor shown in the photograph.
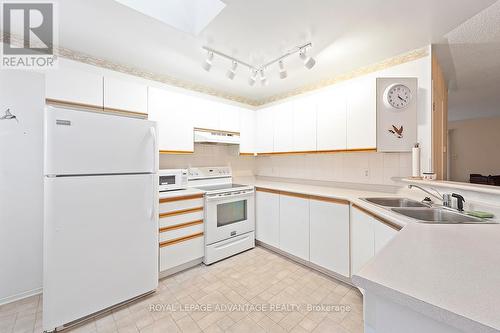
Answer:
[0,108,18,122]
[388,125,403,138]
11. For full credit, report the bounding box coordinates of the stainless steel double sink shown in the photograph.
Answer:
[361,197,494,224]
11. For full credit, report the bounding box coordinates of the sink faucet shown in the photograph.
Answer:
[408,185,444,202]
[408,185,465,211]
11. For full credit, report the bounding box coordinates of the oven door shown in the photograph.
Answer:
[205,190,255,245]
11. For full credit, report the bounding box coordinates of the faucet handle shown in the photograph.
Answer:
[443,194,452,207]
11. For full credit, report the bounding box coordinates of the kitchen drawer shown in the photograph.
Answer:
[159,234,204,272]
[159,223,204,243]
[159,210,204,229]
[159,197,204,214]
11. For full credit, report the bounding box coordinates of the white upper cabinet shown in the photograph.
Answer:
[45,67,103,107]
[273,103,294,153]
[191,98,220,130]
[239,108,256,154]
[317,85,347,151]
[293,96,317,152]
[218,104,240,132]
[279,194,309,261]
[309,199,350,277]
[104,76,148,114]
[256,107,274,153]
[148,87,194,152]
[346,76,377,149]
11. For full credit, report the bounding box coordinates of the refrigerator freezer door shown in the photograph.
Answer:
[43,174,158,331]
[45,106,158,176]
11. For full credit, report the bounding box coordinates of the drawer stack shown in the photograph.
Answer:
[158,193,205,277]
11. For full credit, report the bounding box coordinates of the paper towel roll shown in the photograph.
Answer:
[412,145,421,178]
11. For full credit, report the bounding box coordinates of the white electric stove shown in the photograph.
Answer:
[188,167,255,264]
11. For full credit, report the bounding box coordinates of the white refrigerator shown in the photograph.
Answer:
[43,106,159,332]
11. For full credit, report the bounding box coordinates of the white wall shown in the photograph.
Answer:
[448,116,500,182]
[0,70,44,304]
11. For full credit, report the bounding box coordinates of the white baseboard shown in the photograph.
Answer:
[0,287,43,306]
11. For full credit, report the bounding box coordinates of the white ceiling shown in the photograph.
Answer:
[54,0,496,103]
[435,1,500,122]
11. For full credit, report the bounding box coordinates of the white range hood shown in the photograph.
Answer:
[194,128,240,145]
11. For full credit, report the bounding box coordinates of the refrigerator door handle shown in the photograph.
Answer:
[149,127,157,173]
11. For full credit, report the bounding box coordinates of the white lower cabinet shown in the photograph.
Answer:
[351,206,375,275]
[279,194,309,260]
[255,190,280,248]
[351,205,400,276]
[309,198,350,277]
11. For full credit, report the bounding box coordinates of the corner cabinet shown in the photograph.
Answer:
[256,107,275,153]
[351,204,400,275]
[239,108,256,155]
[148,87,194,153]
[309,197,350,277]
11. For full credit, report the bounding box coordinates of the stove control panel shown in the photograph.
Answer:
[188,166,232,179]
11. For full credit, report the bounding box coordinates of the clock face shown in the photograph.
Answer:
[385,84,412,109]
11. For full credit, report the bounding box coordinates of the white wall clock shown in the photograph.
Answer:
[383,83,412,110]
[377,78,418,152]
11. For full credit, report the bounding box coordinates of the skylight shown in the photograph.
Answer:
[114,0,226,36]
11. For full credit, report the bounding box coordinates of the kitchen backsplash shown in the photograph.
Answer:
[161,145,411,186]
[159,143,255,176]
[256,152,412,186]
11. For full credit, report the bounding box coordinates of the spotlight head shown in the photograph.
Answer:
[260,70,268,86]
[300,49,316,69]
[279,60,288,79]
[248,70,258,86]
[203,52,213,71]
[226,61,238,80]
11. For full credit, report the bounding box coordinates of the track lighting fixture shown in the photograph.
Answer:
[299,48,316,69]
[248,70,258,86]
[226,61,238,80]
[278,60,287,79]
[202,51,213,72]
[201,42,314,86]
[260,70,268,86]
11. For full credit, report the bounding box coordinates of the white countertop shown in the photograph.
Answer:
[245,178,500,333]
[353,223,500,333]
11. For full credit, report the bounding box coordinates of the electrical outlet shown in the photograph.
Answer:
[364,170,369,178]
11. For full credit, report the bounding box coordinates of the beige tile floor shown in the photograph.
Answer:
[0,246,363,333]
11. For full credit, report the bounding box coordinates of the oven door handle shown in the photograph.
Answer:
[206,191,254,202]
